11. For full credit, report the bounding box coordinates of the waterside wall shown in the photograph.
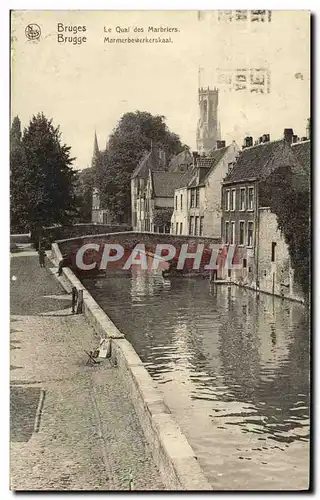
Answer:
[51,242,212,491]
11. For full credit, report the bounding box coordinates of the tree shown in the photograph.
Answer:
[10,113,77,232]
[74,167,95,222]
[96,111,186,221]
[153,208,173,231]
[10,116,27,233]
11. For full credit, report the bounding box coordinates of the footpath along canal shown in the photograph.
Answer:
[10,251,164,490]
[82,265,310,490]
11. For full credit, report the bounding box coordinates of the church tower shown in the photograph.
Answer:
[196,87,220,154]
[92,130,100,168]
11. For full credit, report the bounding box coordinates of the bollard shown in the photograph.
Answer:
[71,287,78,314]
[76,289,83,314]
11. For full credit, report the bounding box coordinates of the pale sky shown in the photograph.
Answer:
[11,10,310,170]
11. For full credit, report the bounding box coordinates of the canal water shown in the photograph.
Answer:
[82,267,310,490]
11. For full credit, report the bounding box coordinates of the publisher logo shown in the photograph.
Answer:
[25,24,41,41]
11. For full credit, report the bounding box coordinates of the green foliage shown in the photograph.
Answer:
[260,166,310,297]
[74,167,95,222]
[10,116,26,233]
[10,113,77,233]
[95,111,186,221]
[153,208,173,228]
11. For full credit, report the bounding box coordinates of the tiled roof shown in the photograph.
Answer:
[188,146,230,188]
[152,172,187,197]
[132,149,166,179]
[178,167,195,188]
[223,140,292,184]
[201,146,228,170]
[168,150,193,172]
[131,151,151,179]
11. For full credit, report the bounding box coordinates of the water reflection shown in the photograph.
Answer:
[82,266,309,489]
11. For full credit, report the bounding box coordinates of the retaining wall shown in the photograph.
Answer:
[51,242,212,491]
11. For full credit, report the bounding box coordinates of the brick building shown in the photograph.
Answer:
[220,129,310,301]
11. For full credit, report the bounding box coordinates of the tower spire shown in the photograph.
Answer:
[92,130,100,168]
[93,130,99,157]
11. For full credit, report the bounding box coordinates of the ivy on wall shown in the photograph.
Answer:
[153,208,173,228]
[260,166,310,299]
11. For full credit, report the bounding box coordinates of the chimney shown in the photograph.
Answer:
[307,118,311,140]
[159,149,166,168]
[284,128,294,145]
[243,136,253,148]
[150,140,160,165]
[292,135,298,144]
[262,134,270,143]
[216,140,226,149]
[192,151,199,167]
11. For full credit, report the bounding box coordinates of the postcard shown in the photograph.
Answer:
[10,10,310,491]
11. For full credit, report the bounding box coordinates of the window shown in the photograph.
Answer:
[271,242,276,262]
[180,222,183,235]
[240,188,246,211]
[189,216,194,235]
[194,216,199,236]
[247,221,254,246]
[231,189,236,211]
[225,221,229,243]
[203,100,207,115]
[230,222,235,244]
[175,195,178,210]
[195,188,200,208]
[190,189,195,208]
[200,216,204,236]
[248,187,254,210]
[180,194,183,210]
[225,189,230,211]
[171,223,173,234]
[176,222,179,235]
[243,258,247,268]
[239,221,245,245]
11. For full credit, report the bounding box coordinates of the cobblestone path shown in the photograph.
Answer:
[10,252,164,491]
